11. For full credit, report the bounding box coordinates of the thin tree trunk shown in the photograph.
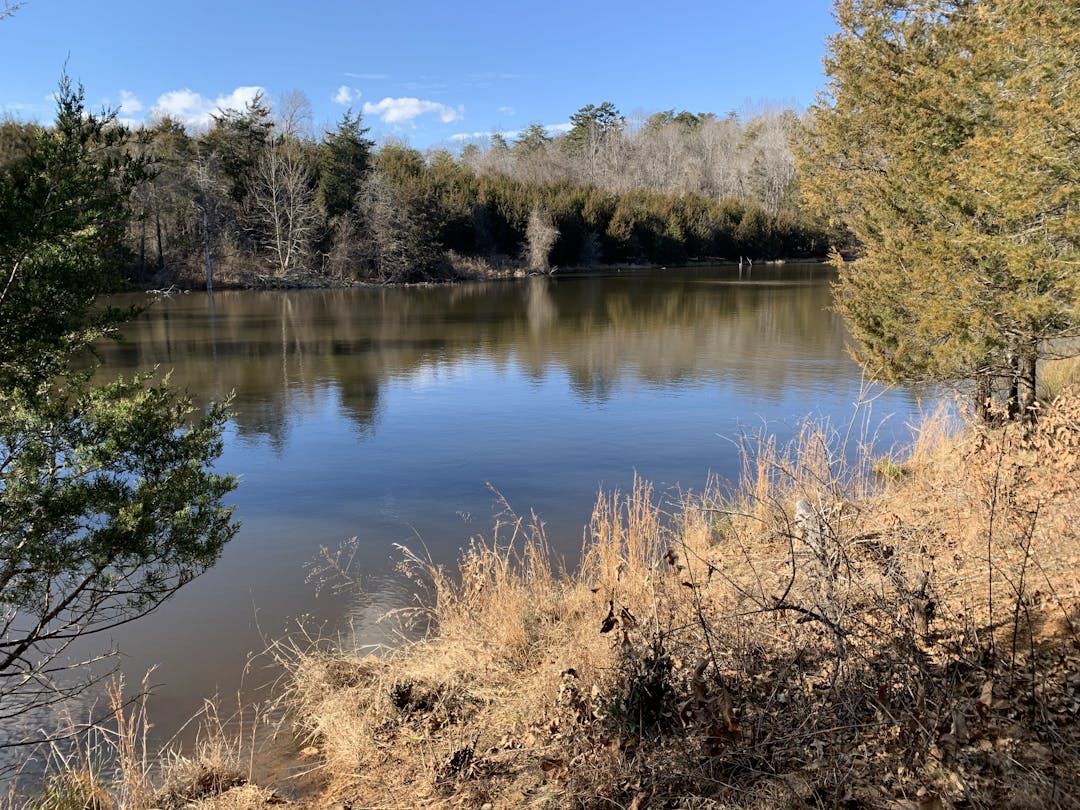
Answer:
[1017,348,1037,421]
[203,208,213,292]
[139,218,146,272]
[974,371,992,424]
[1006,355,1021,421]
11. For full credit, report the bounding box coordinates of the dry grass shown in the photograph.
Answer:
[283,390,1080,809]
[1038,355,1080,404]
[20,391,1078,809]
[5,679,283,810]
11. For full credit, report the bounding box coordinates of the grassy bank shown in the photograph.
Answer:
[282,392,1080,809]
[10,391,1080,810]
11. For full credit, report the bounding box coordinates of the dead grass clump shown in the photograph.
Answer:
[155,761,246,810]
[1038,354,1080,404]
[285,393,1080,809]
[6,679,279,810]
[178,784,282,810]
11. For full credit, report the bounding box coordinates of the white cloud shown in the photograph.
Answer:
[118,90,143,114]
[149,85,266,129]
[450,122,571,143]
[448,122,572,146]
[497,105,515,116]
[345,72,389,80]
[333,85,361,105]
[362,96,463,125]
[449,130,491,142]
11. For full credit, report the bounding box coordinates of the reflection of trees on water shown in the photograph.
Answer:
[97,267,860,443]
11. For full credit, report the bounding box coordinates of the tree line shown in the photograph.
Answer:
[1,97,837,287]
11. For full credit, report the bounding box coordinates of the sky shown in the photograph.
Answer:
[0,0,836,149]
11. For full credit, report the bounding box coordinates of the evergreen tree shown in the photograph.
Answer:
[318,109,373,221]
[0,80,237,718]
[204,93,273,200]
[800,0,1080,420]
[0,77,141,384]
[565,102,624,155]
[512,123,551,156]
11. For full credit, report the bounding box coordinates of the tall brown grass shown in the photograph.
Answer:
[283,390,1080,808]
[1038,355,1080,404]
[4,678,276,810]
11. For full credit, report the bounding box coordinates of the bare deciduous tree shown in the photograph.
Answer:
[359,171,424,282]
[249,135,318,277]
[190,154,227,289]
[276,90,314,140]
[524,206,559,273]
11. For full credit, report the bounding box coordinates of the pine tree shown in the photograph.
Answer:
[0,80,237,719]
[800,0,1080,420]
[318,110,373,221]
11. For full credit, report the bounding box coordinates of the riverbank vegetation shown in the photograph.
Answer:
[273,390,1080,809]
[0,98,837,288]
[17,388,1078,809]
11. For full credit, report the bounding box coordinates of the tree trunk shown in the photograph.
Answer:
[1017,348,1037,421]
[1005,354,1020,421]
[974,371,992,423]
[139,218,146,272]
[203,208,213,292]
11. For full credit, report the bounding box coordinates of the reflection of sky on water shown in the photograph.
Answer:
[46,266,938,749]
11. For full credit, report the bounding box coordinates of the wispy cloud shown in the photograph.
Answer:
[149,86,266,129]
[345,72,389,81]
[362,96,463,125]
[449,130,492,143]
[118,90,143,114]
[449,122,571,143]
[400,80,449,95]
[333,85,361,105]
[497,105,515,116]
[0,98,52,118]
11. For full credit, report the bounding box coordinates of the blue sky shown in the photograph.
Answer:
[0,0,835,148]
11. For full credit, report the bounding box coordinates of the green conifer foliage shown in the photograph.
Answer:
[801,0,1079,419]
[318,110,373,221]
[0,80,237,718]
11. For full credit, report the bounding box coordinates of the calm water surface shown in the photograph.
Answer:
[73,264,929,740]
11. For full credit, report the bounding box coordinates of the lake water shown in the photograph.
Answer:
[56,264,931,745]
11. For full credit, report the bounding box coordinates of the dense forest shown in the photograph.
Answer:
[0,97,839,286]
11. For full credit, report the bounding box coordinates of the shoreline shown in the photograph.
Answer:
[132,255,835,294]
[274,393,1080,809]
